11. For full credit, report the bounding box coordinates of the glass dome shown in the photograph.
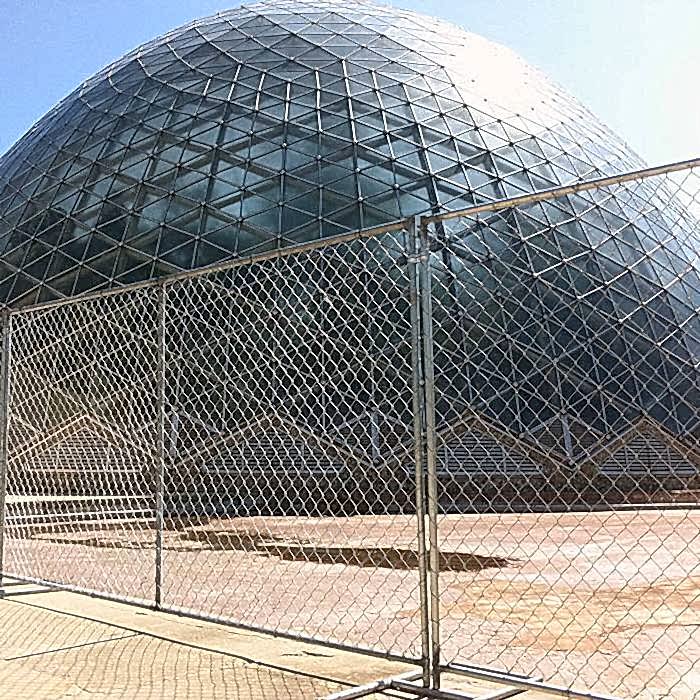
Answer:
[0,0,644,307]
[0,0,697,484]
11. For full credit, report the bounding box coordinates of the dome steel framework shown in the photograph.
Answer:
[0,0,643,306]
[0,0,698,486]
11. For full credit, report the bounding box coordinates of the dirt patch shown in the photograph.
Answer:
[181,528,512,570]
[442,575,700,654]
[263,544,511,570]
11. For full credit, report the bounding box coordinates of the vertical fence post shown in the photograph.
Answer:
[408,215,431,687]
[155,283,166,608]
[418,220,441,689]
[0,310,10,594]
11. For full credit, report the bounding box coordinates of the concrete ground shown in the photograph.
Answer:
[0,580,551,700]
[6,509,700,697]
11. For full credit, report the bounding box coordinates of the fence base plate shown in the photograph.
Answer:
[320,668,531,700]
[321,661,623,700]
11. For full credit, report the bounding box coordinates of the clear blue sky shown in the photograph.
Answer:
[0,0,697,165]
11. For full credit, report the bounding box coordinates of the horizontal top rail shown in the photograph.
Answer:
[6,154,700,317]
[424,155,700,225]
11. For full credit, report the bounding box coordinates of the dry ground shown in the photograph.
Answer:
[0,583,558,700]
[6,509,700,698]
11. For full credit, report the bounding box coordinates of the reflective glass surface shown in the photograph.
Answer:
[0,0,643,306]
[0,0,697,455]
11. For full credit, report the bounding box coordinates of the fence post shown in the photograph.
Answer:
[155,283,166,608]
[0,310,11,595]
[418,220,441,689]
[408,215,431,687]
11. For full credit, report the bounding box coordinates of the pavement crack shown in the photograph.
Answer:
[3,632,141,661]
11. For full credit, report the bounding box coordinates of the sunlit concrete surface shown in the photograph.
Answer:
[6,510,700,696]
[0,582,552,699]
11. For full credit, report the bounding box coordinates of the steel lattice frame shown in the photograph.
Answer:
[0,0,641,308]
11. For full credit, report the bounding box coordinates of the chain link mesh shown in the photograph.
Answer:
[158,230,425,658]
[2,228,428,663]
[1,162,699,698]
[5,288,160,602]
[427,166,700,698]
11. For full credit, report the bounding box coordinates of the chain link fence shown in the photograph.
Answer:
[1,158,699,699]
[426,161,700,698]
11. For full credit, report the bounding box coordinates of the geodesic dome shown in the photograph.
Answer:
[0,0,698,488]
[0,0,643,306]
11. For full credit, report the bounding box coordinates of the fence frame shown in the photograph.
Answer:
[408,214,433,687]
[154,282,167,608]
[0,310,10,594]
[0,154,698,699]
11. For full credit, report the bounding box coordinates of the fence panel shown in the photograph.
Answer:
[0,159,698,698]
[425,165,700,698]
[158,229,427,661]
[4,288,160,604]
